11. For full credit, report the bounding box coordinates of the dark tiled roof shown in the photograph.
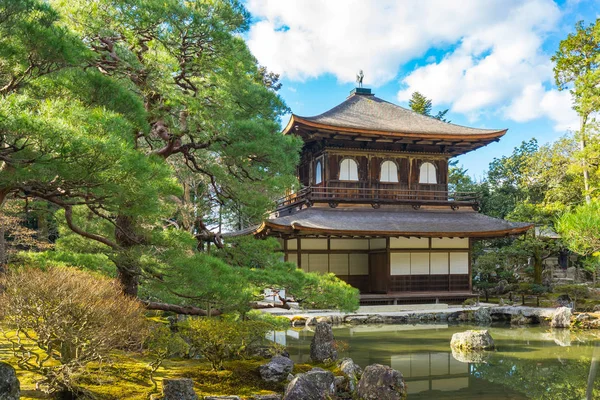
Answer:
[260,207,532,237]
[291,93,505,137]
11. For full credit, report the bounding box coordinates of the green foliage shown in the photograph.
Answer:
[408,91,449,121]
[557,200,600,256]
[552,19,600,120]
[517,283,549,295]
[144,323,189,390]
[553,284,589,310]
[180,317,274,370]
[246,262,360,312]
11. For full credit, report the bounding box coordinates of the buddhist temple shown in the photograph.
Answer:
[254,87,532,304]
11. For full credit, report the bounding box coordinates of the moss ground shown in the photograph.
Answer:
[0,329,341,400]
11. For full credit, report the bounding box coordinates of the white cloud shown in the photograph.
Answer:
[247,0,574,131]
[247,0,514,85]
[504,84,579,131]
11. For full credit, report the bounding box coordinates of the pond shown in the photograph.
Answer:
[270,323,600,400]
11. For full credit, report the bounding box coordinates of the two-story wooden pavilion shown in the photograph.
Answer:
[254,88,532,304]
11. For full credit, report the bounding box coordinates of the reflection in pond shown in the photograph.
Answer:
[274,324,600,400]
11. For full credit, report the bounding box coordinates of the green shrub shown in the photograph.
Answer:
[144,323,189,390]
[553,284,590,310]
[462,298,477,308]
[180,318,275,370]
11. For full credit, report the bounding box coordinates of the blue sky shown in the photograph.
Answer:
[243,0,599,179]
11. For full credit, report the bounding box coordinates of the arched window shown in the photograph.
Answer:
[380,160,399,183]
[315,160,322,184]
[419,162,437,184]
[339,158,359,181]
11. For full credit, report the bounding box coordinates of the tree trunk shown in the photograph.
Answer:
[533,251,543,284]
[114,215,142,297]
[0,227,6,273]
[117,268,139,297]
[580,114,591,204]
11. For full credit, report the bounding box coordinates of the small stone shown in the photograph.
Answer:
[286,373,295,382]
[576,313,590,322]
[259,356,294,383]
[316,316,332,324]
[356,364,407,400]
[252,395,282,400]
[310,322,337,363]
[334,375,347,392]
[338,357,362,377]
[450,330,495,351]
[0,362,20,400]
[162,378,198,400]
[551,307,572,329]
[593,304,600,312]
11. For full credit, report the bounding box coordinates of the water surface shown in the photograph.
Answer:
[274,323,600,400]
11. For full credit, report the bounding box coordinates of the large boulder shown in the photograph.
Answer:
[259,356,294,383]
[450,330,495,351]
[356,364,407,400]
[283,368,335,400]
[551,307,572,328]
[162,378,198,400]
[0,362,19,400]
[310,322,337,363]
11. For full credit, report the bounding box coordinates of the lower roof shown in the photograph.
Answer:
[257,206,532,238]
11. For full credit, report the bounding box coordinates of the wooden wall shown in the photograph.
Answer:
[300,148,449,190]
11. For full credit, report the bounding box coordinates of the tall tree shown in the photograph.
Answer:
[552,19,600,203]
[11,0,300,296]
[408,91,449,121]
[0,0,360,315]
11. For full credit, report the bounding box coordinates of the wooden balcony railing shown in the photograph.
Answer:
[275,185,480,211]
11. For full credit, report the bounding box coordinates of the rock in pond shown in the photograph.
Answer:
[356,364,407,400]
[259,356,294,383]
[310,322,337,363]
[551,307,572,328]
[162,378,198,400]
[0,362,20,400]
[511,311,534,325]
[283,367,335,400]
[450,330,495,351]
[474,307,492,324]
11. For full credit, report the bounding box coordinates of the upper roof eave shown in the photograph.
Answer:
[283,114,507,141]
